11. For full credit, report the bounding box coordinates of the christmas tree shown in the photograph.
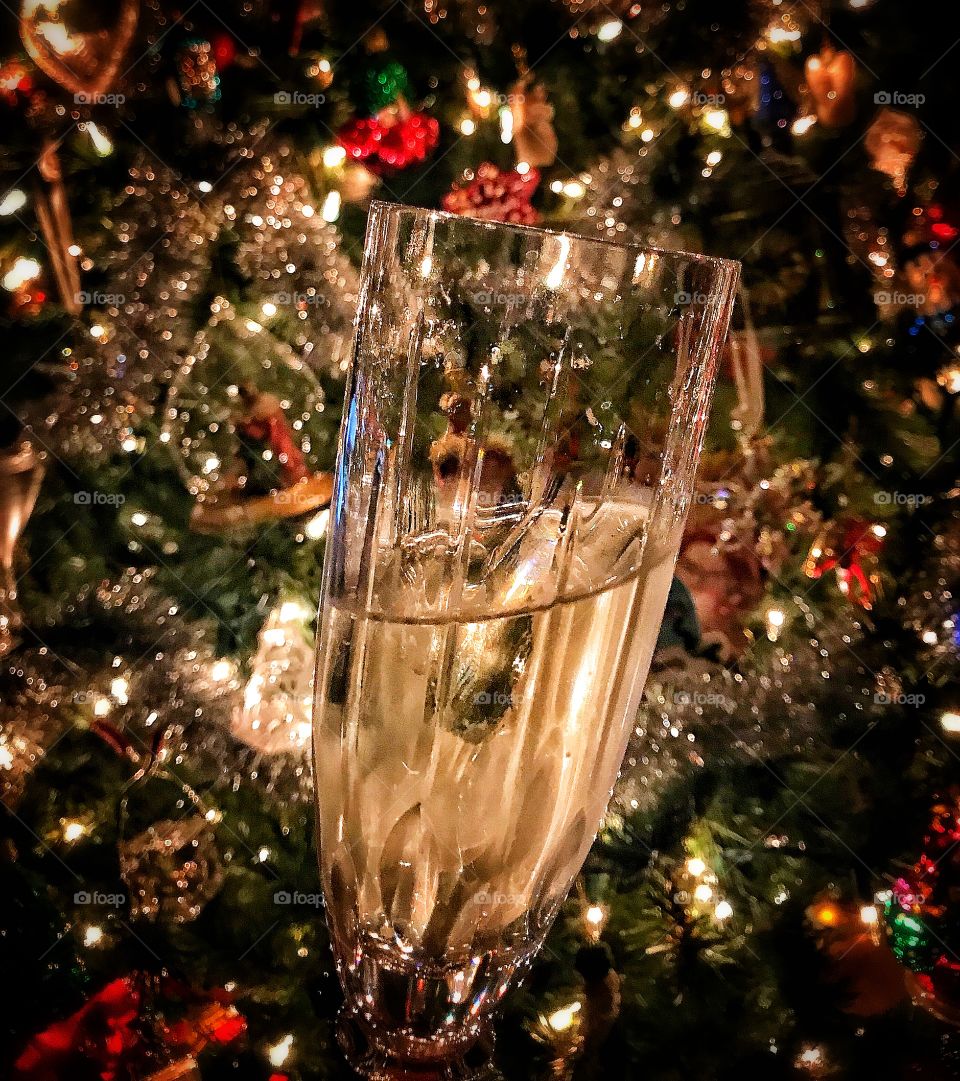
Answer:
[2,0,960,1077]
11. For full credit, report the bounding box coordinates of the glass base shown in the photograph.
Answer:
[337,1009,500,1081]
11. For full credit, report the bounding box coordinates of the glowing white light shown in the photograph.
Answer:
[499,105,513,144]
[547,1002,581,1031]
[705,150,723,166]
[597,19,623,41]
[210,659,234,682]
[703,108,729,133]
[562,180,585,199]
[321,190,341,222]
[322,144,347,168]
[545,235,570,291]
[640,127,655,142]
[860,905,878,926]
[0,189,27,216]
[585,905,605,926]
[110,676,129,703]
[668,88,690,109]
[121,435,139,453]
[202,455,221,476]
[280,600,312,623]
[767,608,785,628]
[792,114,818,136]
[261,301,278,317]
[768,26,802,44]
[941,711,960,734]
[3,256,41,291]
[686,857,706,877]
[257,847,271,862]
[922,629,938,645]
[305,508,329,539]
[84,926,104,947]
[85,122,113,156]
[714,900,734,921]
[63,821,86,842]
[245,319,263,333]
[93,697,111,717]
[267,1034,294,1067]
[198,180,213,193]
[130,512,148,527]
[694,883,714,903]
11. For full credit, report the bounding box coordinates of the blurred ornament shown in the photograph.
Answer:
[903,251,960,317]
[338,160,378,204]
[807,893,907,1017]
[442,162,540,224]
[19,0,139,98]
[207,32,235,70]
[883,791,960,1024]
[119,757,224,923]
[0,58,33,104]
[337,108,439,172]
[162,300,334,533]
[676,526,765,655]
[363,59,410,114]
[865,108,921,194]
[175,37,221,108]
[803,516,884,608]
[233,599,314,755]
[510,77,557,168]
[804,45,856,128]
[0,440,45,657]
[13,976,141,1079]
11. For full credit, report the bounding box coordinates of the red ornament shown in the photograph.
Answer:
[441,162,541,225]
[803,516,884,608]
[337,110,439,172]
[211,32,237,69]
[0,59,32,105]
[14,977,141,1080]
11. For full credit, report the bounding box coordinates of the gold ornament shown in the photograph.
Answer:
[19,0,139,99]
[0,441,45,656]
[33,140,81,314]
[804,45,856,128]
[865,108,922,194]
[510,77,558,168]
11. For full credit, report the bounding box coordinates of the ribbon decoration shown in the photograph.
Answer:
[33,140,81,314]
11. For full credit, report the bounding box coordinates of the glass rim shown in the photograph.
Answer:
[368,199,741,276]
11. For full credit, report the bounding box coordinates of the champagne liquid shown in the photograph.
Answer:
[314,515,674,1056]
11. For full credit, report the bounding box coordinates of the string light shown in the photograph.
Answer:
[84,122,113,157]
[547,1002,581,1031]
[210,659,235,682]
[668,88,690,109]
[459,117,477,136]
[686,857,706,877]
[304,508,329,539]
[321,190,341,223]
[63,820,86,842]
[3,256,41,291]
[714,899,734,921]
[499,106,513,144]
[110,676,129,703]
[940,711,960,734]
[84,925,104,947]
[596,19,623,41]
[0,189,27,216]
[859,904,878,926]
[322,145,347,168]
[766,607,786,641]
[267,1034,294,1067]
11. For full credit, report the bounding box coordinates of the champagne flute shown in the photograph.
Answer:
[313,202,739,1078]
